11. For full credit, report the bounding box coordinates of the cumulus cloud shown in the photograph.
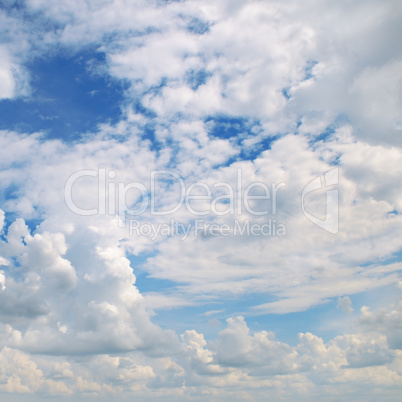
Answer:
[337,296,354,314]
[359,300,402,350]
[0,210,178,356]
[62,304,402,398]
[0,46,29,100]
[0,280,401,399]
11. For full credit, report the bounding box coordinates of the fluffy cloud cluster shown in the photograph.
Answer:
[1,295,402,400]
[0,211,177,356]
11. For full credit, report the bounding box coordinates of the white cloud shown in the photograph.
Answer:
[0,210,178,357]
[212,316,297,375]
[0,46,28,100]
[0,347,70,395]
[360,300,402,350]
[0,288,401,399]
[337,296,354,314]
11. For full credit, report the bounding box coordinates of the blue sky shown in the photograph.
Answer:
[0,50,125,139]
[1,0,402,400]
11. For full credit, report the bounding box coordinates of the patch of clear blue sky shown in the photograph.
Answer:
[0,49,126,141]
[359,247,402,268]
[304,60,318,80]
[204,115,280,164]
[205,115,257,140]
[186,17,210,35]
[185,69,211,90]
